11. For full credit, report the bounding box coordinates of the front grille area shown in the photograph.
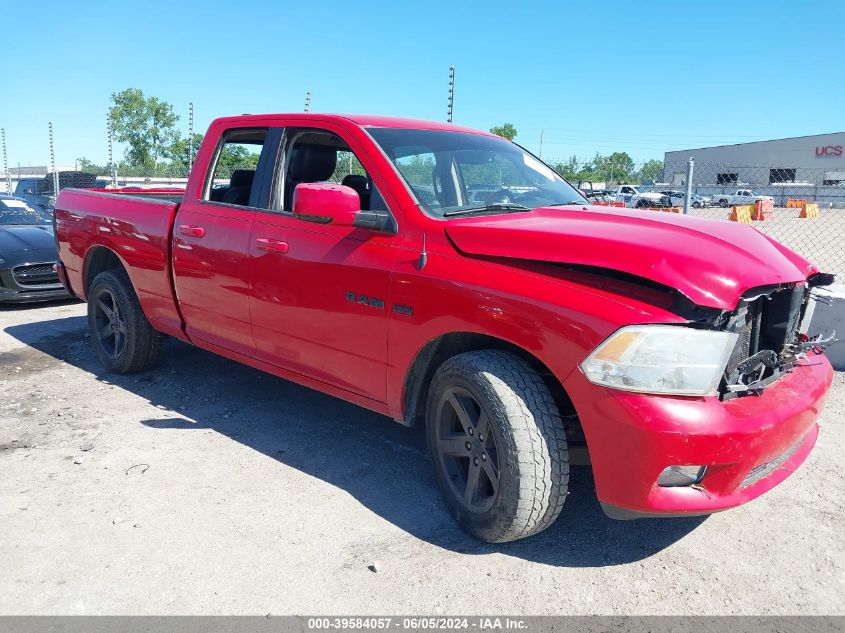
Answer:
[12,263,61,288]
[723,284,806,395]
[741,434,806,488]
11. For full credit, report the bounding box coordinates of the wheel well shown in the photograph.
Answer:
[84,247,125,294]
[401,332,581,441]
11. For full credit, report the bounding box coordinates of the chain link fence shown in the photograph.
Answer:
[549,158,844,278]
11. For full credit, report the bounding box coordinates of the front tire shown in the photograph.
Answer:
[426,350,569,542]
[88,270,163,373]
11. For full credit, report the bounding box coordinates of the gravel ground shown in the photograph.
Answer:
[0,300,843,615]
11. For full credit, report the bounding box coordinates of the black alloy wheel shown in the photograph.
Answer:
[433,385,500,514]
[92,287,127,360]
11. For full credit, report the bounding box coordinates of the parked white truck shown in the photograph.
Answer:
[613,185,672,209]
[716,189,775,208]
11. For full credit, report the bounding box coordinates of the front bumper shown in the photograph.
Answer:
[563,355,833,518]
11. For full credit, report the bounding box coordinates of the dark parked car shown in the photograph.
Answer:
[0,195,70,303]
[14,171,98,215]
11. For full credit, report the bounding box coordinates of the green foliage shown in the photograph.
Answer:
[166,132,205,175]
[549,152,662,186]
[489,123,517,141]
[76,157,107,175]
[329,151,367,183]
[637,159,664,183]
[109,88,180,170]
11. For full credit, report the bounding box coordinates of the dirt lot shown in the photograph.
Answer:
[0,300,843,615]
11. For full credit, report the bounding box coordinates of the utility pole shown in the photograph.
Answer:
[188,101,194,172]
[683,157,695,215]
[107,113,117,187]
[1,128,10,194]
[539,130,544,160]
[447,65,455,123]
[304,91,311,113]
[49,122,59,197]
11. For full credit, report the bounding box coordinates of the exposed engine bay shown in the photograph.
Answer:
[717,273,836,398]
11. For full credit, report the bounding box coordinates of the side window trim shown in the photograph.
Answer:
[199,126,281,210]
[265,126,398,226]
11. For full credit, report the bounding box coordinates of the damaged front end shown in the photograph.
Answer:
[717,273,836,398]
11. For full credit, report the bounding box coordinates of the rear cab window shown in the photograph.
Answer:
[204,128,269,208]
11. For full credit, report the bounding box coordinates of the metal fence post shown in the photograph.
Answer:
[1,128,10,194]
[49,122,59,197]
[188,102,194,173]
[683,157,694,214]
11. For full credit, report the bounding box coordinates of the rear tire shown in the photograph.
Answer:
[426,350,569,542]
[87,270,163,374]
[719,198,729,207]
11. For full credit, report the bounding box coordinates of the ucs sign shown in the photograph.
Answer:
[816,145,843,157]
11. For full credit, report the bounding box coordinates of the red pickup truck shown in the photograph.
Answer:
[54,114,834,542]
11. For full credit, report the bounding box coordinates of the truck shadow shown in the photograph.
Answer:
[5,315,706,567]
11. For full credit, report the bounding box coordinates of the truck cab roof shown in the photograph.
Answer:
[209,113,499,137]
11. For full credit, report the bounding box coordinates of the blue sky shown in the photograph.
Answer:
[3,0,843,167]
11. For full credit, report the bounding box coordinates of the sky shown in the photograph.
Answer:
[2,0,843,168]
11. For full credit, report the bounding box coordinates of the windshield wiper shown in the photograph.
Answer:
[443,203,531,217]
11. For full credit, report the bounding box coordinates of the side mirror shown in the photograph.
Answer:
[292,183,359,226]
[292,182,396,233]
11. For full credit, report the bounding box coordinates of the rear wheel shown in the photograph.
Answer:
[635,200,649,209]
[719,198,729,207]
[88,270,163,373]
[426,350,569,542]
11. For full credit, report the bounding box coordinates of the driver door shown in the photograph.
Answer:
[248,122,402,402]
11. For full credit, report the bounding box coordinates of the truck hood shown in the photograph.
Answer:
[0,224,56,254]
[444,206,817,310]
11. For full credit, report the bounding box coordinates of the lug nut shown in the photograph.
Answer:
[468,428,474,436]
[481,453,486,461]
[465,441,471,451]
[473,457,479,466]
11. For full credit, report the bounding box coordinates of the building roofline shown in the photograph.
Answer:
[664,131,845,155]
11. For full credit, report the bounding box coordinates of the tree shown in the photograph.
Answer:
[602,151,635,183]
[76,157,107,175]
[638,159,664,184]
[551,155,581,182]
[166,132,205,175]
[489,123,517,141]
[109,88,180,169]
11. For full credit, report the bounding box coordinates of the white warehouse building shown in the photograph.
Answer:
[663,133,845,200]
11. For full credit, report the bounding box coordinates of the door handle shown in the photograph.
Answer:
[255,237,290,254]
[178,224,206,238]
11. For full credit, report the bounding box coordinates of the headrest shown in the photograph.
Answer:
[229,169,255,188]
[341,174,368,190]
[289,145,337,182]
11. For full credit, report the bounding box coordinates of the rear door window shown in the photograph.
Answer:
[204,128,268,208]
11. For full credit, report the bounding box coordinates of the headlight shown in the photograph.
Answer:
[580,325,737,396]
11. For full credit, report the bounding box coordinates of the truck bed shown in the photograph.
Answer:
[54,188,186,339]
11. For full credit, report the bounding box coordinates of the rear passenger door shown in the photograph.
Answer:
[172,125,281,356]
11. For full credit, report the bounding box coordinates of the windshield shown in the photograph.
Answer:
[367,128,587,218]
[0,199,51,225]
